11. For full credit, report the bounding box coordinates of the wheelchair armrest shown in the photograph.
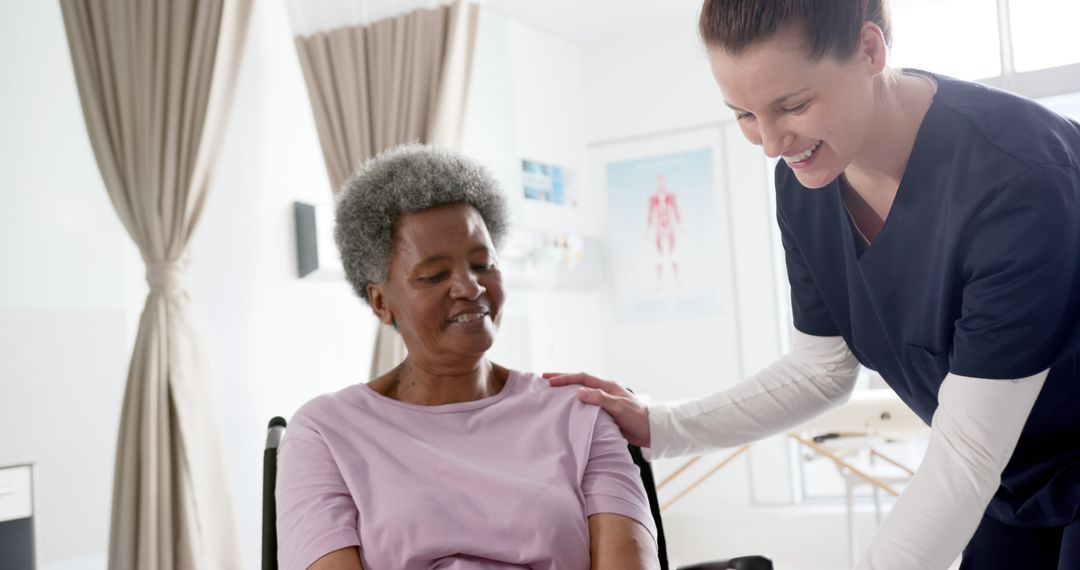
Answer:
[678,555,774,570]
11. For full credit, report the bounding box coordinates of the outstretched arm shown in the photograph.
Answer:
[648,330,859,458]
[547,329,861,458]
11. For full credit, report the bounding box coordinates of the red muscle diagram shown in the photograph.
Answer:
[646,174,683,288]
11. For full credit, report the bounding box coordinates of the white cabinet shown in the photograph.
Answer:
[0,464,35,570]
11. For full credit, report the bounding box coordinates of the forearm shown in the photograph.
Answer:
[856,371,1047,570]
[308,546,364,570]
[647,331,860,459]
[588,514,660,570]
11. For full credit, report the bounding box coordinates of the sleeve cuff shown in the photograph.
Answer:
[286,528,361,570]
[644,403,674,460]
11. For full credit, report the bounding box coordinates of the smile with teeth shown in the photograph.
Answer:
[785,141,821,163]
[449,311,488,323]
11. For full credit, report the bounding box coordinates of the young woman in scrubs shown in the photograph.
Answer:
[549,1,1080,568]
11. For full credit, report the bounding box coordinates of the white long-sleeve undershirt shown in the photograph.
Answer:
[647,330,861,458]
[646,330,1047,570]
[855,370,1045,569]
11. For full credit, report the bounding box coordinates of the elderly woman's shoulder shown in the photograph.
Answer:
[286,383,373,433]
[511,370,595,409]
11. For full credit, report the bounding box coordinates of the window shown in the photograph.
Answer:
[1039,92,1080,122]
[889,0,1001,80]
[1009,0,1080,72]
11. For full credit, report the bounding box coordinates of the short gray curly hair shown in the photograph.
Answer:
[334,144,510,304]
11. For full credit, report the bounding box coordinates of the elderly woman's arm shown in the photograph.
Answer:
[308,547,363,570]
[277,415,363,570]
[589,514,660,570]
[581,408,662,569]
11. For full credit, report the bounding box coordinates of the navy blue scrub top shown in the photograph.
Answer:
[776,71,1080,526]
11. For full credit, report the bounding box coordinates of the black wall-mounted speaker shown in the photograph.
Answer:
[294,202,319,278]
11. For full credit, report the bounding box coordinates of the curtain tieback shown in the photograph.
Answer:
[146,260,187,296]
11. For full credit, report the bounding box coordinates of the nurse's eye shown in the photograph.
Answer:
[782,102,809,115]
[735,111,755,121]
[473,263,495,273]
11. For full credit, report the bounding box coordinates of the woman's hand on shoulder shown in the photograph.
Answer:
[308,546,363,570]
[544,372,651,448]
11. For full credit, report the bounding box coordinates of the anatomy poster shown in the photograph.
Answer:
[606,148,727,321]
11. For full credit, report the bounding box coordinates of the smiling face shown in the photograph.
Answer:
[708,24,885,189]
[368,203,503,366]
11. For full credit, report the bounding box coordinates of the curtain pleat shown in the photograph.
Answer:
[294,0,478,192]
[294,1,480,378]
[59,0,253,568]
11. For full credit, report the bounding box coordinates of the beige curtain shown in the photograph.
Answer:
[59,1,253,568]
[293,0,480,378]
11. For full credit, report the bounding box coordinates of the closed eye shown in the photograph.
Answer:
[419,272,448,283]
[782,101,809,115]
[473,263,496,273]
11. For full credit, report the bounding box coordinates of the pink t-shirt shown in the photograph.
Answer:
[276,370,656,570]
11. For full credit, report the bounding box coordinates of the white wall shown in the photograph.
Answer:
[0,1,139,567]
[583,31,730,144]
[462,10,608,377]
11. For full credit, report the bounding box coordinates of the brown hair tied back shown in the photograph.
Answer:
[698,0,891,60]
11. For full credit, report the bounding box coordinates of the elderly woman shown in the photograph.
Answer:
[275,144,658,570]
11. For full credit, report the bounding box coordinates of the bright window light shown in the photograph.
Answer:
[889,0,1001,80]
[1039,92,1080,122]
[1009,0,1080,72]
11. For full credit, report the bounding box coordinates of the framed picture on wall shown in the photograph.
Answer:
[521,159,578,206]
[590,126,737,323]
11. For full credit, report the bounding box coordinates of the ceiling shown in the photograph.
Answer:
[482,0,705,44]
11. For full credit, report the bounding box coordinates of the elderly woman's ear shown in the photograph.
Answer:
[367,284,394,325]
